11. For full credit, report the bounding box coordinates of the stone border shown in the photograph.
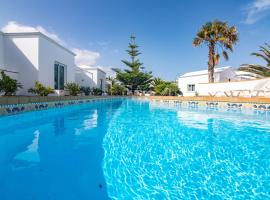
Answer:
[0,96,127,116]
[148,98,270,112]
[1,95,270,116]
[147,96,270,104]
[0,95,119,105]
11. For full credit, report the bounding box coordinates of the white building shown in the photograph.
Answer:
[75,66,107,92]
[0,31,108,95]
[178,67,236,96]
[0,31,75,95]
[178,66,262,96]
[0,32,4,68]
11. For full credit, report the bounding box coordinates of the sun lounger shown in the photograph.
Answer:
[208,92,217,97]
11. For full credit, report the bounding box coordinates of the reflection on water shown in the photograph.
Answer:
[14,130,40,164]
[75,109,98,136]
[0,100,123,200]
[53,117,66,136]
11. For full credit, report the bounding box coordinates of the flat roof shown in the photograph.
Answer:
[180,66,232,78]
[2,31,76,56]
[77,65,106,74]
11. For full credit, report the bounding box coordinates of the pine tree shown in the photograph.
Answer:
[113,36,152,94]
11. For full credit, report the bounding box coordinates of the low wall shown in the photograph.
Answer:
[197,78,270,97]
[0,96,126,116]
[147,96,270,111]
[1,95,270,116]
[0,95,119,105]
[148,96,270,104]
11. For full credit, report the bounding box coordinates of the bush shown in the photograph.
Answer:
[92,88,103,96]
[65,83,80,96]
[154,82,181,96]
[28,81,54,96]
[109,84,127,95]
[80,86,91,96]
[0,71,22,96]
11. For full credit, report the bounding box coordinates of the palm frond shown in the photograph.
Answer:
[251,52,270,64]
[239,64,270,77]
[215,54,220,65]
[222,51,229,61]
[193,37,203,46]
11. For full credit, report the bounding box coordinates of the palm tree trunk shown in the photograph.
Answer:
[208,42,215,83]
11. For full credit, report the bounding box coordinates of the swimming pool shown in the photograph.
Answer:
[0,99,269,199]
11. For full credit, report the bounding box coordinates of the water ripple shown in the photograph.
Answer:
[103,100,270,199]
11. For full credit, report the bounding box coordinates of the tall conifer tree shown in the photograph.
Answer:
[114,36,152,94]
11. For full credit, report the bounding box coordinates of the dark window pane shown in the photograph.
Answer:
[59,66,65,90]
[100,79,103,90]
[54,63,59,89]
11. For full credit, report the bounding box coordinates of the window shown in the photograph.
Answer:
[100,79,103,90]
[187,84,195,92]
[54,62,66,90]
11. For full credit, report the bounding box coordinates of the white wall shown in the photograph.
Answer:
[0,32,4,68]
[197,78,270,97]
[2,33,75,95]
[179,74,208,96]
[75,67,95,87]
[178,68,237,96]
[219,68,236,82]
[178,73,221,96]
[39,36,75,89]
[87,69,107,91]
[3,35,39,94]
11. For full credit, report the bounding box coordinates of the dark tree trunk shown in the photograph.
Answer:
[208,42,215,83]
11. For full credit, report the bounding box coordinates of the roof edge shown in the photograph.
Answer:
[179,66,233,78]
[3,32,76,56]
[77,66,106,74]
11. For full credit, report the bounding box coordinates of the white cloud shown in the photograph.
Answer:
[1,21,65,45]
[73,48,101,66]
[244,0,270,24]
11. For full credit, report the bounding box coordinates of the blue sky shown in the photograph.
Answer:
[0,0,270,80]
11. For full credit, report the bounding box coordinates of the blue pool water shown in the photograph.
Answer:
[0,99,269,199]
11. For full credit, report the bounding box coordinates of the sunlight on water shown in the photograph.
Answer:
[0,99,269,199]
[103,100,270,199]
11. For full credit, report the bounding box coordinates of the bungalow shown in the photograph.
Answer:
[178,66,260,96]
[0,32,4,68]
[75,66,107,92]
[178,67,236,96]
[0,31,107,95]
[0,31,75,95]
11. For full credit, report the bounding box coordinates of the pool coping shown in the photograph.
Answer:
[0,96,128,116]
[144,96,270,111]
[1,95,270,116]
[147,96,270,104]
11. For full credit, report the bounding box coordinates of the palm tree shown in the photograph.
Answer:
[239,43,270,77]
[151,77,164,88]
[193,20,238,83]
[107,76,116,95]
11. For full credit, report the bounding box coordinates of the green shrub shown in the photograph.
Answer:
[80,86,91,96]
[92,88,103,96]
[109,84,127,95]
[154,82,181,96]
[28,81,54,96]
[65,83,80,96]
[0,71,22,96]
